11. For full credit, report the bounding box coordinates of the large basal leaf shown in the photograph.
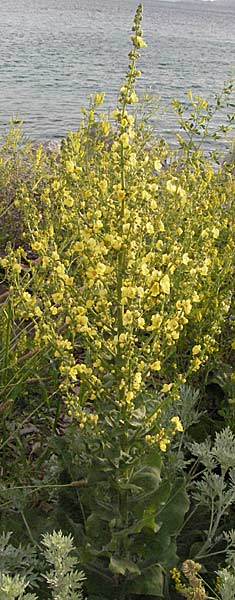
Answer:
[109,556,141,576]
[157,477,189,536]
[127,563,164,597]
[132,465,161,500]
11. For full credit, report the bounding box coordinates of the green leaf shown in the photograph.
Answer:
[159,477,189,535]
[127,564,164,597]
[109,556,141,576]
[132,465,161,499]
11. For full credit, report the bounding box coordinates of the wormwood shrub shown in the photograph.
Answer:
[0,530,86,599]
[0,3,235,599]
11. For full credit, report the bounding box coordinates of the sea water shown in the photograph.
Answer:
[0,0,234,145]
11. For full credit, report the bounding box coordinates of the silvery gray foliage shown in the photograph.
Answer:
[189,428,235,561]
[0,573,37,600]
[0,532,40,587]
[224,530,235,568]
[216,568,235,600]
[42,531,86,600]
[165,385,201,431]
[163,386,201,475]
[0,531,86,600]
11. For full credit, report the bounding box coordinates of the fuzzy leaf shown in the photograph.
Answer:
[109,556,141,575]
[127,564,164,597]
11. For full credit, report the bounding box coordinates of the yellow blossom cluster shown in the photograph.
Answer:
[1,7,235,451]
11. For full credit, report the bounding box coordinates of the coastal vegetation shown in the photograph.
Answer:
[0,4,235,599]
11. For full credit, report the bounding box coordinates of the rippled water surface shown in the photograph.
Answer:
[0,0,234,143]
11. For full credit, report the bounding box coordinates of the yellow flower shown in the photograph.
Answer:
[133,372,142,390]
[160,274,170,295]
[63,192,74,207]
[65,160,75,174]
[141,263,149,276]
[13,263,22,274]
[151,282,160,296]
[129,91,138,104]
[182,253,190,266]
[150,199,157,210]
[125,391,134,403]
[22,291,33,303]
[120,132,129,147]
[34,305,42,317]
[31,241,44,252]
[161,383,173,393]
[159,437,170,452]
[117,189,125,202]
[171,416,183,432]
[192,291,200,303]
[99,179,108,193]
[156,240,163,251]
[192,344,201,356]
[102,121,110,135]
[199,264,209,276]
[151,360,161,371]
[131,35,147,48]
[154,159,162,172]
[166,318,178,331]
[211,226,220,239]
[192,357,202,371]
[96,262,106,277]
[52,292,64,303]
[76,315,89,331]
[151,313,163,330]
[138,316,145,328]
[166,180,177,194]
[146,222,154,234]
[158,219,165,232]
[182,299,192,315]
[123,310,134,326]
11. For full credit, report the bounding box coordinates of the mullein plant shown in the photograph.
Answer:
[0,3,235,598]
[1,3,235,453]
